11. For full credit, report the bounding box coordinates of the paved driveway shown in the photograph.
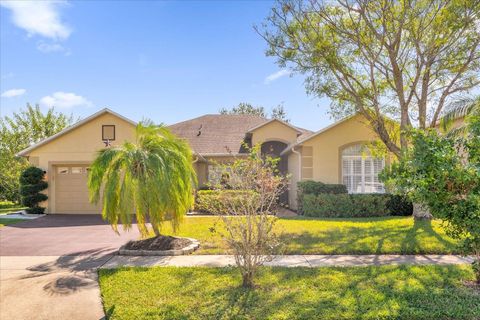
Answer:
[0,214,140,256]
[0,215,140,320]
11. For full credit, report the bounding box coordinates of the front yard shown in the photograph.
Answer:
[159,216,459,255]
[99,265,480,320]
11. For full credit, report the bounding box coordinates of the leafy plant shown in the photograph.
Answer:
[258,0,480,157]
[0,104,74,201]
[383,112,480,283]
[19,166,48,214]
[195,190,257,214]
[301,193,390,218]
[88,121,197,237]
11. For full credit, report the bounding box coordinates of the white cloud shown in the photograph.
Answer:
[37,41,70,55]
[264,70,291,84]
[0,1,71,40]
[1,88,26,98]
[40,92,93,108]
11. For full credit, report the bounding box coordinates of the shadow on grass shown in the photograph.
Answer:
[279,217,458,255]
[99,265,480,320]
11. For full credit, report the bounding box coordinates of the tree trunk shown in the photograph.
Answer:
[151,220,161,237]
[412,202,433,220]
[242,271,255,288]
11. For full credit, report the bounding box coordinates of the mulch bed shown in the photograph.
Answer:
[124,236,193,251]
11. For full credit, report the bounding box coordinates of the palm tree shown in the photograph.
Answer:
[88,121,196,236]
[440,96,480,135]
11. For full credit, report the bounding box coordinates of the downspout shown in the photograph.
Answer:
[291,147,301,181]
[291,146,302,212]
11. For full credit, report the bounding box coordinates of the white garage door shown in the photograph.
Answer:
[55,165,102,214]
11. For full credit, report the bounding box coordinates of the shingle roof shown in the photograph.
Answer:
[168,114,313,155]
[168,114,268,155]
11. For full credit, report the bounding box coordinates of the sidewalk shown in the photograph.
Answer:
[101,254,474,269]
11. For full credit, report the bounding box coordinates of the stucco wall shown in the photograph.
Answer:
[251,121,299,146]
[26,113,136,213]
[302,114,379,184]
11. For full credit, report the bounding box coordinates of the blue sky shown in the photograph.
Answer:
[0,1,332,131]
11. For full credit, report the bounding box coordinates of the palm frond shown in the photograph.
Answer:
[441,96,480,133]
[87,121,197,237]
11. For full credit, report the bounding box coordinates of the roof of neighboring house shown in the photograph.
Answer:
[168,114,269,155]
[16,108,137,157]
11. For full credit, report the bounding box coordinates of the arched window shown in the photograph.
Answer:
[341,144,385,193]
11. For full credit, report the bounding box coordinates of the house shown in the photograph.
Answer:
[17,108,387,214]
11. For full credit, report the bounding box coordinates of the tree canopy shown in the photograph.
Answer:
[259,0,480,157]
[0,104,75,201]
[220,102,291,122]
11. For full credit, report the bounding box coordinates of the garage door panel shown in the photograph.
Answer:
[55,165,102,214]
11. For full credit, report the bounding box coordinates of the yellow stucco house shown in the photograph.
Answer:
[17,108,387,214]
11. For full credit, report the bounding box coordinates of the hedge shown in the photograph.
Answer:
[195,190,258,214]
[298,180,348,195]
[299,193,413,217]
[0,200,18,209]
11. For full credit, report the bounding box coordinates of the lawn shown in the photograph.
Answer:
[158,216,459,255]
[99,265,480,320]
[0,218,25,228]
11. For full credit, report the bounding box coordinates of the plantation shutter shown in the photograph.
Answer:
[341,144,385,193]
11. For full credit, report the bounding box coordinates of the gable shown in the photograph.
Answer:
[251,120,301,145]
[22,111,136,157]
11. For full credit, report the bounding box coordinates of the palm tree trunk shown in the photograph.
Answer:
[151,220,161,237]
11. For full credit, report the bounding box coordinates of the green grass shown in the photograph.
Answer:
[0,218,25,228]
[99,265,480,320]
[158,216,459,255]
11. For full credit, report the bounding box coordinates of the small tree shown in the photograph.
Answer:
[207,148,288,288]
[88,122,196,236]
[383,113,480,284]
[19,167,48,214]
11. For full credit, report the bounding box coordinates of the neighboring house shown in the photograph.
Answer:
[17,108,388,214]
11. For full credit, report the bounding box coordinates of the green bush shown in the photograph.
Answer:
[386,195,413,216]
[0,200,18,209]
[301,193,390,218]
[298,180,348,195]
[19,167,48,214]
[195,190,257,214]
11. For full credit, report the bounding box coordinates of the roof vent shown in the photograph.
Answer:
[196,124,203,137]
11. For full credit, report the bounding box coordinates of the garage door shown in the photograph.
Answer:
[55,165,102,214]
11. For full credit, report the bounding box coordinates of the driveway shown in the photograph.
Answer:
[0,215,140,320]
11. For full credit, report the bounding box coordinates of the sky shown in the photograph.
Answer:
[0,0,333,131]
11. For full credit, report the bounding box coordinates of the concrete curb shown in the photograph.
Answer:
[118,237,200,256]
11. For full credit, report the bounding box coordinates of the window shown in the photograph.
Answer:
[57,167,69,174]
[71,167,83,174]
[341,144,385,193]
[102,125,115,140]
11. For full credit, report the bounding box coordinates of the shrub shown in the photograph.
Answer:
[19,167,48,214]
[386,195,413,216]
[0,200,18,209]
[301,193,390,218]
[195,190,257,214]
[298,180,348,195]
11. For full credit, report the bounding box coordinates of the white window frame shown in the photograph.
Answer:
[341,145,385,194]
